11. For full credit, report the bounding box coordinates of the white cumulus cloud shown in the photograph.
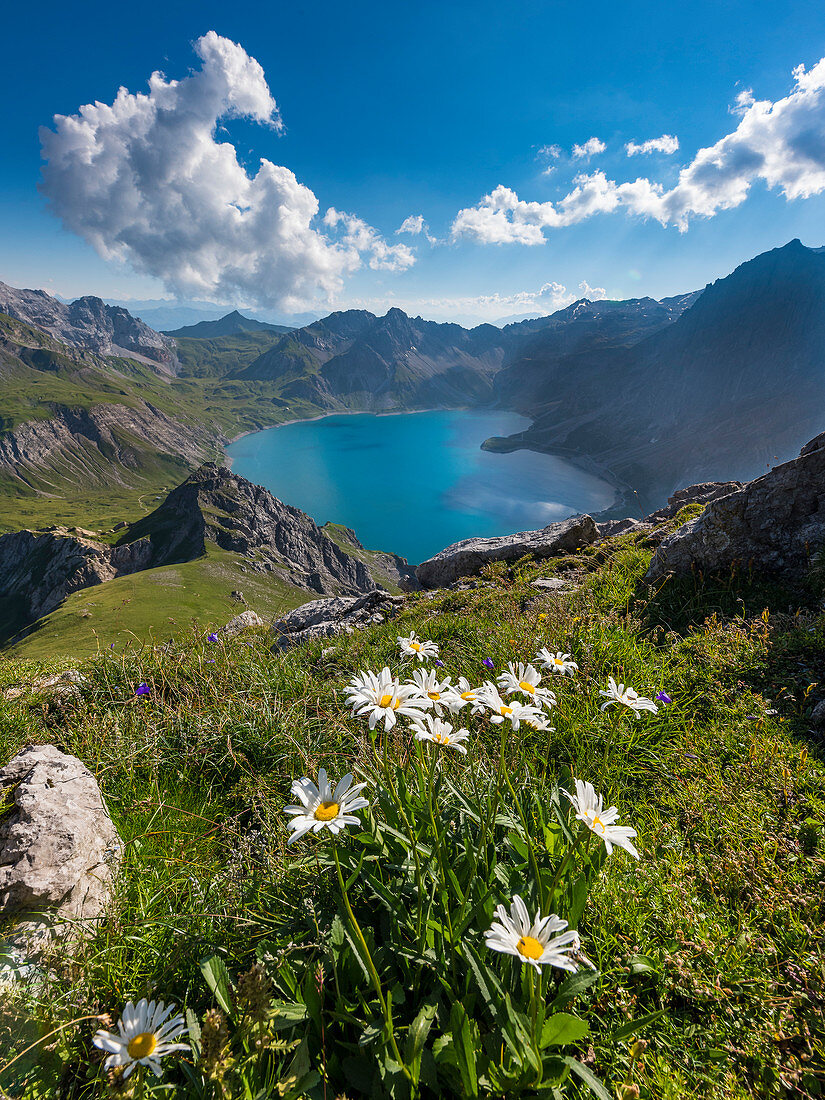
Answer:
[453,57,825,243]
[396,214,439,245]
[625,134,680,156]
[572,137,606,159]
[39,32,414,310]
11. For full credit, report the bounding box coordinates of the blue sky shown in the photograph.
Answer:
[2,0,825,324]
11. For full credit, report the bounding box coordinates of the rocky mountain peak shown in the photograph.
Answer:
[120,463,399,596]
[0,281,177,372]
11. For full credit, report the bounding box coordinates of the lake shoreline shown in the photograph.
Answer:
[225,407,626,515]
[225,409,620,563]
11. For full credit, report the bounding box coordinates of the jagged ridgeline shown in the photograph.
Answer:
[0,465,416,656]
[1,239,825,651]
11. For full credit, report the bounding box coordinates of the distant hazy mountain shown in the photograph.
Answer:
[494,240,825,504]
[0,281,177,372]
[131,305,225,331]
[165,310,292,338]
[230,296,695,412]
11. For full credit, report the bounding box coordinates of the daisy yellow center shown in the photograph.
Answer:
[410,642,421,652]
[460,690,474,700]
[590,814,606,834]
[428,690,441,700]
[516,936,544,960]
[500,706,513,715]
[127,1032,158,1059]
[434,733,450,744]
[519,681,535,693]
[554,659,564,666]
[315,801,340,821]
[378,693,400,709]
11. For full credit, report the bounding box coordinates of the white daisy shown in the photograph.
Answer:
[443,677,485,715]
[564,778,639,859]
[284,768,370,845]
[537,649,579,676]
[599,676,658,718]
[497,662,557,710]
[476,682,545,730]
[93,999,189,1080]
[485,895,580,972]
[523,713,556,732]
[406,668,454,715]
[398,632,440,662]
[344,667,429,730]
[411,714,471,754]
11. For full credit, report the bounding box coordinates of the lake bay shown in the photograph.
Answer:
[226,410,616,564]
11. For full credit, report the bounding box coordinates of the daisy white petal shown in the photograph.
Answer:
[411,714,471,754]
[406,668,455,715]
[284,769,371,845]
[397,632,440,661]
[497,662,557,709]
[93,999,189,1079]
[475,682,546,730]
[536,648,579,676]
[485,894,581,972]
[344,667,429,731]
[564,778,640,859]
[599,676,658,718]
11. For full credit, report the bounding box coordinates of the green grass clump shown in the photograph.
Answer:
[0,534,823,1098]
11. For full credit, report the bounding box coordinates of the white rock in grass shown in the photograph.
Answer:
[220,610,265,638]
[0,744,122,942]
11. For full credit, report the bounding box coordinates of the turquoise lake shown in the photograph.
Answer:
[226,410,616,564]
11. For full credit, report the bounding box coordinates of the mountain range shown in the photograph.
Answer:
[1,239,823,527]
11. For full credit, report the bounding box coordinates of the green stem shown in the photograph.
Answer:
[502,762,545,912]
[369,737,426,942]
[332,846,411,1081]
[418,743,459,983]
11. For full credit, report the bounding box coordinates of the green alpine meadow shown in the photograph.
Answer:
[4,6,825,1098]
[1,528,823,1097]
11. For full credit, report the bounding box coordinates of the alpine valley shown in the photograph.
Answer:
[1,237,824,653]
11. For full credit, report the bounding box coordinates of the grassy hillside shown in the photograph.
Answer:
[0,524,822,1097]
[4,549,305,660]
[173,332,281,378]
[0,314,334,535]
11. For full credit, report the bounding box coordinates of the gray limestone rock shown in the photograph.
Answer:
[0,745,123,938]
[416,514,598,588]
[272,590,403,649]
[221,610,265,638]
[646,433,825,581]
[0,529,152,624]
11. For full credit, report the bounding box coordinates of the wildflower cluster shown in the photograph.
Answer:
[83,631,663,1096]
[271,630,658,1094]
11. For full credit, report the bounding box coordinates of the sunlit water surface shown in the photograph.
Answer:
[226,410,615,564]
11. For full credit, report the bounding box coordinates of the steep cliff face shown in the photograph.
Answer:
[0,403,218,489]
[0,464,409,643]
[120,463,395,596]
[493,241,825,506]
[0,529,153,628]
[0,282,177,372]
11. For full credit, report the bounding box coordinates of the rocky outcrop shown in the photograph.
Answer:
[220,610,265,638]
[0,529,152,625]
[646,433,825,580]
[416,514,598,588]
[596,480,743,539]
[272,590,403,649]
[0,281,177,372]
[0,402,217,489]
[0,745,123,937]
[121,464,384,597]
[3,670,87,703]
